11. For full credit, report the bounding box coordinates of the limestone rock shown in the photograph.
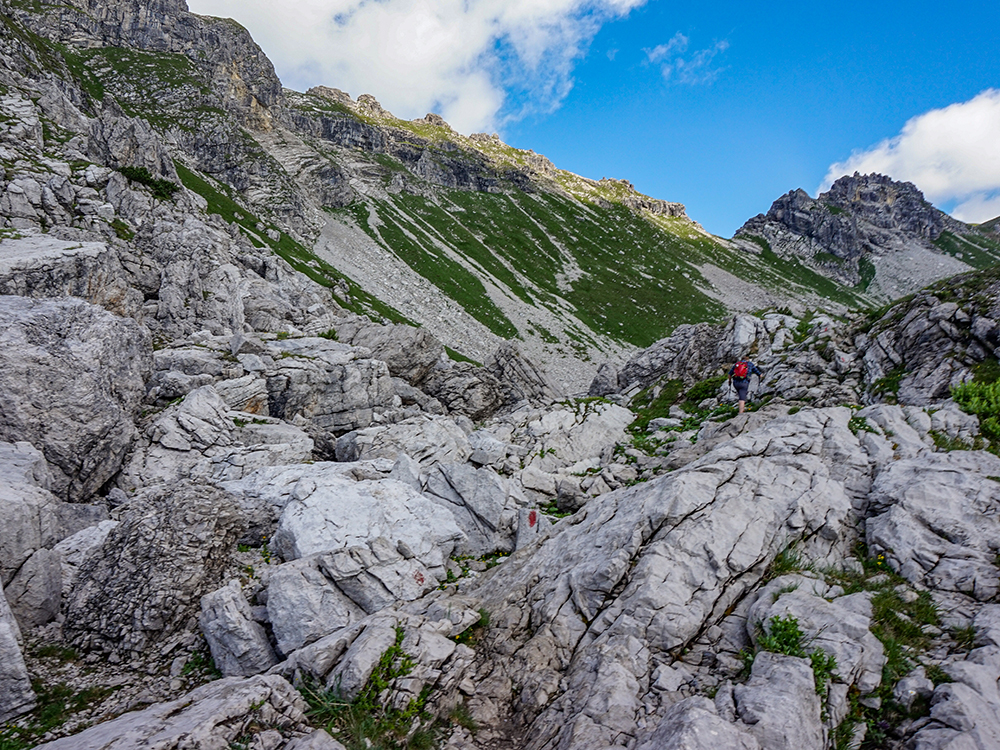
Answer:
[0,440,108,587]
[33,674,309,750]
[634,697,761,750]
[0,295,151,501]
[733,652,824,750]
[0,231,143,317]
[199,580,279,677]
[422,361,504,420]
[65,482,246,655]
[465,408,859,748]
[485,341,562,406]
[123,385,313,489]
[5,547,61,629]
[266,555,365,656]
[423,462,519,556]
[265,337,396,441]
[51,520,118,598]
[0,580,35,722]
[335,317,444,385]
[749,576,885,695]
[336,414,472,466]
[867,451,1000,600]
[244,464,464,574]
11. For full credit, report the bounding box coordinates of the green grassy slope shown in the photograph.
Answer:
[16,4,886,350]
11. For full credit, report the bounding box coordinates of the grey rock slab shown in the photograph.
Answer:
[262,464,465,574]
[123,385,313,489]
[266,556,365,656]
[51,520,117,597]
[33,674,309,750]
[733,652,824,750]
[65,482,246,656]
[0,295,151,501]
[867,451,1000,600]
[750,584,884,695]
[908,646,1000,750]
[0,580,35,722]
[319,542,437,614]
[424,462,514,556]
[0,441,109,588]
[634,697,761,750]
[324,615,399,698]
[336,414,472,466]
[199,580,279,677]
[471,408,860,749]
[265,337,396,436]
[421,361,504,421]
[0,232,142,318]
[335,317,443,385]
[5,547,61,629]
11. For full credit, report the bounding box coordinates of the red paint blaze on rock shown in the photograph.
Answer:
[414,571,425,585]
[529,510,537,528]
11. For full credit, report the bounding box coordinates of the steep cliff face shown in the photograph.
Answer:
[734,173,1000,296]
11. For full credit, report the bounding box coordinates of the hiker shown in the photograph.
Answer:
[728,358,763,414]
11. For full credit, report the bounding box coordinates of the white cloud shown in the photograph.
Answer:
[645,33,728,85]
[821,89,1000,223]
[187,0,646,134]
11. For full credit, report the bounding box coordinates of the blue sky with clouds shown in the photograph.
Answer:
[188,0,1000,236]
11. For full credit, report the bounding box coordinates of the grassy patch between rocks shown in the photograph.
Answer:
[302,627,438,750]
[825,545,944,748]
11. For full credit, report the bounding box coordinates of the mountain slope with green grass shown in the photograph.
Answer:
[8,0,986,387]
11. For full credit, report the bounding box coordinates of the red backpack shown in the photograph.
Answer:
[733,361,749,378]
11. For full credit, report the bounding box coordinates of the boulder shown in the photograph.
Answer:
[749,575,884,695]
[122,385,313,489]
[266,555,365,656]
[0,580,35,722]
[483,399,633,474]
[33,674,310,750]
[65,482,245,656]
[335,317,444,385]
[484,341,562,406]
[634,697,761,750]
[732,652,824,750]
[199,580,279,677]
[421,361,504,420]
[0,440,108,587]
[0,295,151,501]
[336,414,472,466]
[4,547,62,629]
[244,465,464,575]
[867,451,1000,600]
[0,232,141,318]
[423,462,517,555]
[265,337,396,439]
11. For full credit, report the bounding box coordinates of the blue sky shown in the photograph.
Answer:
[189,0,1000,236]
[501,1,1000,235]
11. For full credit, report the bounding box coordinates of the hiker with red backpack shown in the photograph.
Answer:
[728,358,764,414]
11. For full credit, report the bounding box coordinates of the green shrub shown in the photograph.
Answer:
[118,166,179,200]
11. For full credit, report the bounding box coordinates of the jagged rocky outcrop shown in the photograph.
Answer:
[734,172,990,294]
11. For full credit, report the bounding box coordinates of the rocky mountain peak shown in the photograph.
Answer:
[734,172,998,296]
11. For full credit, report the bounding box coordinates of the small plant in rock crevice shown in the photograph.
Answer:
[824,545,944,747]
[301,626,439,750]
[749,615,839,699]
